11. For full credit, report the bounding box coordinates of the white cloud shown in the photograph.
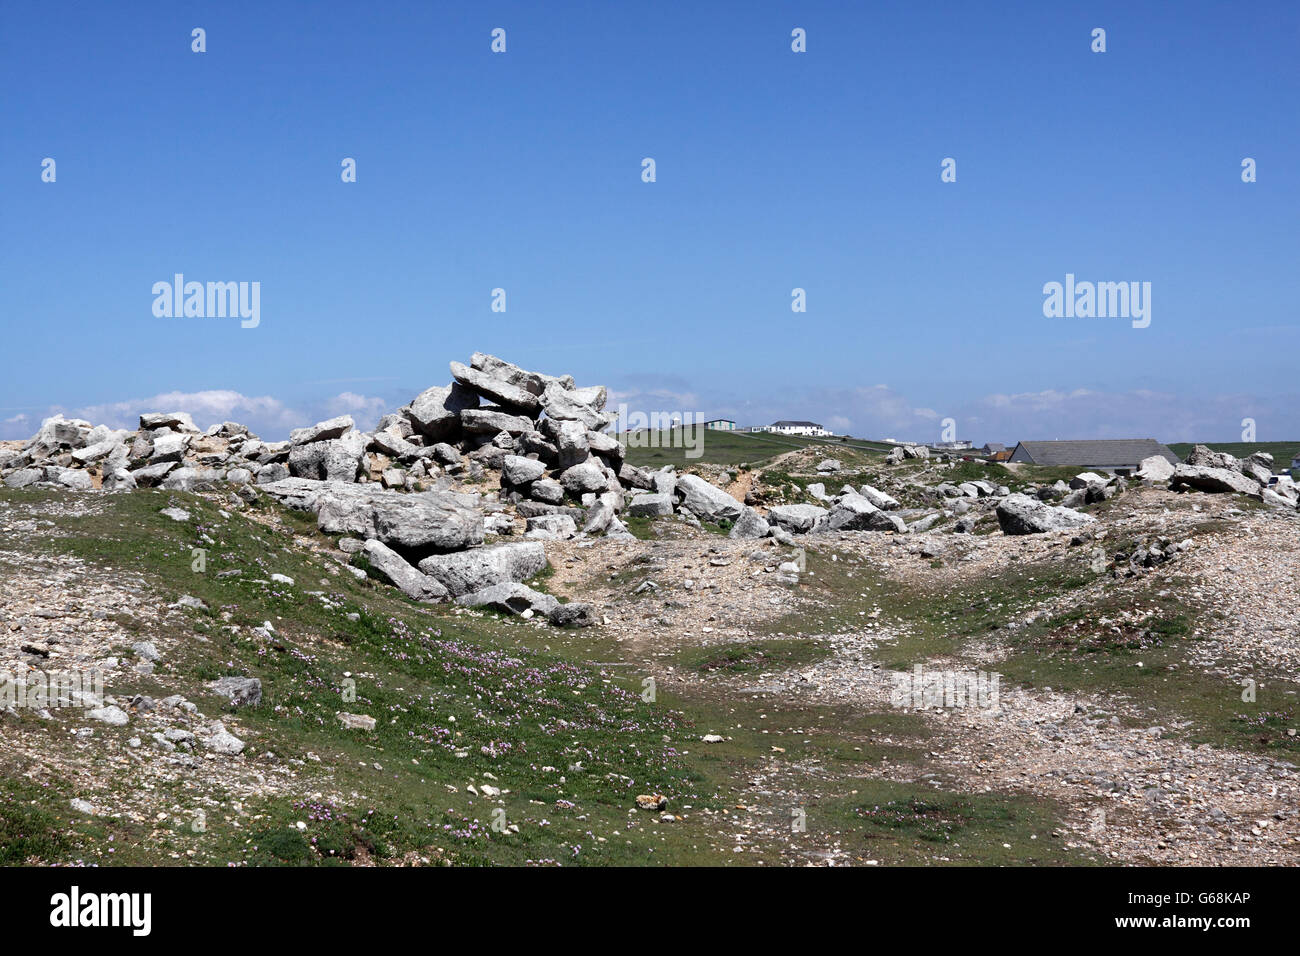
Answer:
[961,387,1295,444]
[0,390,393,442]
[606,387,700,412]
[324,391,391,423]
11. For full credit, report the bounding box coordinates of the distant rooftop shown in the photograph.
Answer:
[1009,439,1179,467]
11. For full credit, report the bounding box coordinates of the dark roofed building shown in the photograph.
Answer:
[1008,439,1179,473]
[980,442,1007,456]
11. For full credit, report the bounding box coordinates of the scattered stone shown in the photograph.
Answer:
[87,705,129,726]
[628,493,673,518]
[549,602,597,628]
[337,712,377,731]
[201,723,245,754]
[501,454,547,485]
[289,414,354,446]
[729,507,771,540]
[1170,465,1263,498]
[208,676,263,708]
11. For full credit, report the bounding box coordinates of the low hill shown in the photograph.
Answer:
[620,429,892,469]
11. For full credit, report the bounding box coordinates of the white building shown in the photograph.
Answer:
[765,420,832,437]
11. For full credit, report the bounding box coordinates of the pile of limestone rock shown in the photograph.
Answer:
[1148,445,1299,510]
[5,360,1294,614]
[0,354,779,624]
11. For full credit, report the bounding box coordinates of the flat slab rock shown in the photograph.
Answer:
[454,583,597,627]
[363,539,449,602]
[996,493,1096,535]
[1170,464,1263,498]
[767,503,829,534]
[675,474,744,522]
[260,478,484,554]
[456,582,559,617]
[417,542,547,597]
[337,712,377,731]
[628,493,673,517]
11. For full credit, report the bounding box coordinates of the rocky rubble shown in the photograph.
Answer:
[1168,447,1298,509]
[891,444,1297,540]
[4,405,1299,867]
[0,354,783,623]
[3,353,633,625]
[7,368,1297,622]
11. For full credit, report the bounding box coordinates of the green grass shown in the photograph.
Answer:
[0,776,70,865]
[230,797,403,866]
[0,486,1107,866]
[675,638,832,674]
[3,488,724,865]
[939,460,1016,486]
[763,546,1099,662]
[521,562,564,600]
[620,430,889,469]
[621,430,807,468]
[821,781,1093,865]
[621,515,658,540]
[768,543,1299,758]
[752,468,819,497]
[942,461,1082,491]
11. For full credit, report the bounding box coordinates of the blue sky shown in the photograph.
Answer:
[2,0,1297,444]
